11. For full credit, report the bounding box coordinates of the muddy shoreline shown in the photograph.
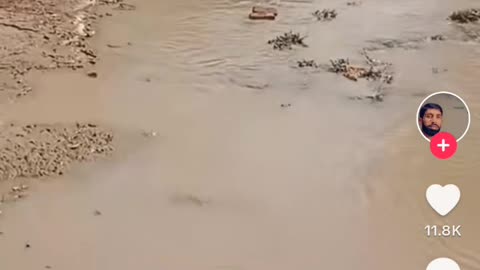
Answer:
[0,0,136,212]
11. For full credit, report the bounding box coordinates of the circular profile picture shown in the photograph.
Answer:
[417,91,470,142]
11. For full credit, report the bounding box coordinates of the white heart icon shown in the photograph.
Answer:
[426,184,461,216]
[427,258,460,270]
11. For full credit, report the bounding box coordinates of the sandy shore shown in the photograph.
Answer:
[0,0,135,210]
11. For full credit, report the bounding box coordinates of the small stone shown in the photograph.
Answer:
[25,243,31,248]
[87,71,98,78]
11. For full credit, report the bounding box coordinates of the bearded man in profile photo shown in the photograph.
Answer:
[419,103,443,139]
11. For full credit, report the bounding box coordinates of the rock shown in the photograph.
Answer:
[87,71,98,78]
[25,243,31,248]
[93,210,102,216]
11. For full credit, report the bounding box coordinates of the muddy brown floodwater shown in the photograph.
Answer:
[1,0,480,269]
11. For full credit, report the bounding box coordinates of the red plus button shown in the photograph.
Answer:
[430,132,457,160]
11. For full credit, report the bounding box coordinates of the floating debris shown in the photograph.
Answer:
[297,59,319,68]
[329,58,350,73]
[280,103,292,108]
[115,3,136,11]
[329,51,393,84]
[313,9,337,21]
[170,193,210,207]
[455,25,480,41]
[268,31,308,50]
[432,67,448,74]
[106,44,123,48]
[365,37,424,51]
[346,1,361,6]
[100,0,122,4]
[348,84,385,103]
[141,130,157,137]
[449,9,480,23]
[11,185,28,192]
[430,34,446,41]
[349,93,384,102]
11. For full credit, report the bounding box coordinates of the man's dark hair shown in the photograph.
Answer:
[419,103,443,118]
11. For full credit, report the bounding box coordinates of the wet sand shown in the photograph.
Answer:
[1,0,480,269]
